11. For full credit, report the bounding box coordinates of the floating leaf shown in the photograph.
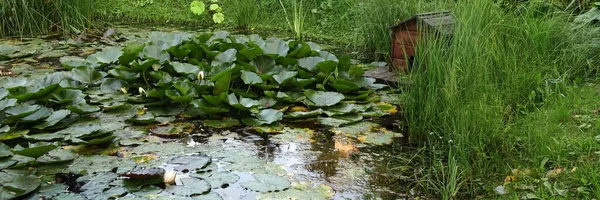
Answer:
[67,103,100,115]
[172,62,202,76]
[108,68,140,81]
[263,38,289,57]
[33,110,71,129]
[240,173,291,192]
[285,109,323,119]
[71,66,104,85]
[21,106,52,122]
[169,155,212,172]
[304,90,344,107]
[101,78,130,94]
[192,172,240,189]
[0,98,17,111]
[298,57,325,71]
[257,109,283,125]
[5,104,41,118]
[12,143,57,158]
[61,56,88,69]
[36,149,78,164]
[212,49,237,67]
[272,71,298,85]
[0,170,41,199]
[94,47,123,64]
[165,178,211,196]
[241,70,263,85]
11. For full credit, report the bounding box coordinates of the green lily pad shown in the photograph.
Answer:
[172,62,202,76]
[257,182,334,200]
[263,38,289,57]
[298,57,325,71]
[304,90,344,107]
[60,56,89,69]
[21,106,52,122]
[142,45,170,62]
[317,115,364,127]
[272,71,298,85]
[101,78,130,94]
[165,177,211,196]
[5,104,41,118]
[323,103,373,116]
[108,68,140,82]
[316,60,338,74]
[241,70,263,85]
[212,49,237,67]
[169,155,212,172]
[0,88,8,100]
[255,109,284,125]
[0,126,8,134]
[71,66,104,85]
[240,172,291,193]
[0,143,12,158]
[0,170,41,199]
[94,47,123,64]
[331,122,403,145]
[11,143,57,158]
[0,129,29,141]
[0,98,17,111]
[192,172,240,189]
[203,118,240,129]
[67,103,100,115]
[33,110,71,129]
[36,149,78,164]
[285,109,323,119]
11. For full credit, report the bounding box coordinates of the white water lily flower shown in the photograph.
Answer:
[197,71,205,80]
[138,87,147,95]
[120,87,128,94]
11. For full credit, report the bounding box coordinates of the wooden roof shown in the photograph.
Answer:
[390,11,455,35]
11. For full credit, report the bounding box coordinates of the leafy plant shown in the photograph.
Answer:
[279,0,307,41]
[190,0,225,24]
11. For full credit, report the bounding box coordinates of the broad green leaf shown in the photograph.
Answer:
[165,178,211,196]
[0,78,28,89]
[263,38,289,57]
[317,115,363,127]
[202,92,228,106]
[143,45,170,62]
[108,68,140,81]
[49,89,85,105]
[67,103,100,115]
[287,42,312,58]
[5,104,41,118]
[272,71,298,85]
[192,172,240,189]
[0,143,12,158]
[191,99,229,114]
[319,51,338,61]
[240,172,291,192]
[0,44,19,59]
[240,43,264,60]
[101,78,130,94]
[304,90,344,107]
[285,109,323,119]
[168,45,192,61]
[211,49,237,67]
[329,79,360,93]
[241,70,263,85]
[12,143,57,158]
[36,149,78,164]
[257,109,283,125]
[316,60,338,74]
[0,88,7,100]
[165,90,195,103]
[120,43,145,65]
[331,122,402,145]
[60,56,88,69]
[71,66,104,85]
[0,98,17,111]
[21,106,52,122]
[213,13,225,24]
[0,170,41,199]
[190,1,206,15]
[172,62,202,76]
[251,55,276,74]
[0,129,29,141]
[213,70,232,95]
[298,57,325,71]
[59,79,86,89]
[33,110,71,129]
[94,47,123,64]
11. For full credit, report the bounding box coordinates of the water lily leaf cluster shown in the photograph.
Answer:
[53,31,389,126]
[190,0,225,24]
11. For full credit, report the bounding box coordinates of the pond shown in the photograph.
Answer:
[0,27,419,200]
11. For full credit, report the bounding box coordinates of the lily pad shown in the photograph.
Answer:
[240,172,291,193]
[36,149,78,164]
[172,62,202,76]
[94,47,123,64]
[21,106,52,122]
[165,177,211,196]
[169,155,212,172]
[33,110,71,129]
[241,70,263,85]
[298,57,325,71]
[263,38,289,57]
[304,90,345,107]
[331,122,402,145]
[0,98,17,111]
[192,172,240,189]
[0,170,41,199]
[212,49,237,67]
[5,104,41,118]
[257,182,334,200]
[71,66,104,85]
[60,56,89,69]
[67,103,100,115]
[11,143,57,158]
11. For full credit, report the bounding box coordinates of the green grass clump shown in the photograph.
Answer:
[0,0,94,37]
[404,0,600,198]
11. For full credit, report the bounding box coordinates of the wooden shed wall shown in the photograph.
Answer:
[391,20,420,72]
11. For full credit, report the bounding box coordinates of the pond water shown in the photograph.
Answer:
[0,27,420,200]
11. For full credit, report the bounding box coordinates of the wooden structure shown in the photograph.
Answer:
[389,11,455,72]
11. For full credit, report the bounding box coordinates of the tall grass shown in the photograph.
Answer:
[0,0,94,37]
[223,0,259,30]
[402,0,597,197]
